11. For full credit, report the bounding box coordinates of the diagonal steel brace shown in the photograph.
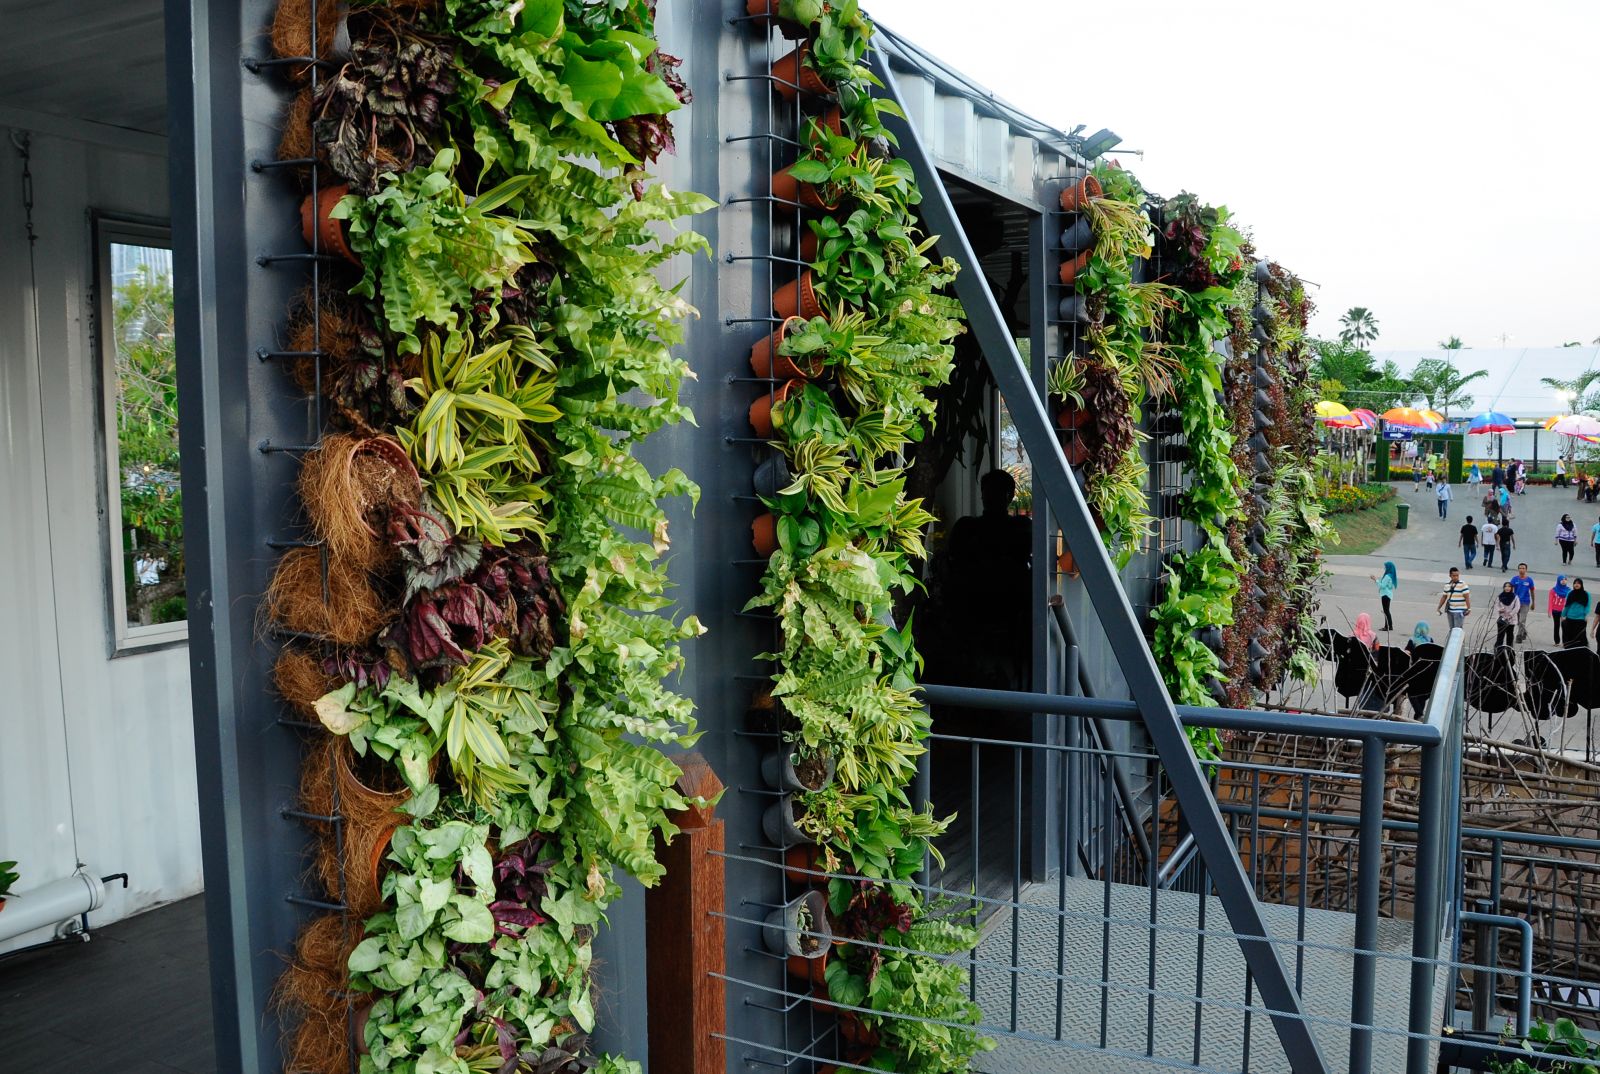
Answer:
[868,43,1332,1074]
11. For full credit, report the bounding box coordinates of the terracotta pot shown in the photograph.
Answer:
[799,229,819,263]
[748,379,805,437]
[783,843,823,885]
[368,818,402,897]
[771,46,834,100]
[1057,549,1079,578]
[752,512,778,557]
[838,1010,880,1048]
[1055,405,1090,432]
[750,318,821,380]
[1058,174,1103,212]
[788,948,829,986]
[809,105,845,138]
[771,165,840,212]
[300,184,359,263]
[1058,249,1092,286]
[773,271,824,320]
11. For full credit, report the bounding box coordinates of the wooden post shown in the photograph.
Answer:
[646,752,726,1074]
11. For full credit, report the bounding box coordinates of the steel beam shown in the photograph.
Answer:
[870,44,1331,1074]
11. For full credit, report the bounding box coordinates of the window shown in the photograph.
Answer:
[96,217,185,651]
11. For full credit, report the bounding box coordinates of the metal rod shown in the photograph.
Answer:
[1349,737,1385,1074]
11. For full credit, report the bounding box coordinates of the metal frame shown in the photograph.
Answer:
[869,42,1333,1074]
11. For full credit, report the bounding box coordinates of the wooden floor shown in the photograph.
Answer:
[0,895,214,1073]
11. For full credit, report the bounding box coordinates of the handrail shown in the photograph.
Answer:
[918,682,1445,746]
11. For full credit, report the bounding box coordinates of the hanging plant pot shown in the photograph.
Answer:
[771,165,841,212]
[1253,409,1274,432]
[773,270,824,320]
[771,46,834,100]
[1251,303,1275,326]
[810,105,845,138]
[839,1010,881,1048]
[1057,294,1094,324]
[788,949,830,985]
[1149,411,1184,438]
[745,0,809,37]
[1058,174,1103,212]
[750,317,822,380]
[1253,388,1274,410]
[1058,216,1094,255]
[762,795,814,848]
[270,0,350,83]
[300,184,360,263]
[1058,250,1092,286]
[763,890,831,958]
[1055,404,1090,432]
[799,229,820,263]
[752,513,779,557]
[1057,548,1080,578]
[1206,677,1231,705]
[1251,324,1271,345]
[783,844,824,885]
[1253,260,1274,284]
[1253,366,1275,390]
[1197,625,1224,652]
[753,453,795,499]
[748,378,806,438]
[762,749,837,793]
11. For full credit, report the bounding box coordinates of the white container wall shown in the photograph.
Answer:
[0,125,202,952]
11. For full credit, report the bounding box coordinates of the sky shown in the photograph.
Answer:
[863,0,1600,351]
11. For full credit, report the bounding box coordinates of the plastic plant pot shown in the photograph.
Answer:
[750,317,821,380]
[300,183,359,263]
[773,270,824,320]
[1253,366,1275,389]
[771,46,833,100]
[761,749,836,793]
[1254,260,1274,284]
[1251,324,1271,345]
[752,513,778,557]
[799,228,819,263]
[1251,303,1275,326]
[1058,250,1092,286]
[752,453,794,499]
[783,844,824,885]
[771,165,840,212]
[748,379,804,437]
[1058,174,1103,212]
[763,889,831,958]
[1056,294,1093,324]
[1058,216,1094,254]
[762,795,814,848]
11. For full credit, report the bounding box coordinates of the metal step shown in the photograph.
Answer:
[968,875,1446,1073]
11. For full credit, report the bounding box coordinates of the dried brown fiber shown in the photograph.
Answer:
[264,546,389,648]
[269,0,342,83]
[274,647,339,720]
[298,434,421,570]
[299,736,414,916]
[276,88,315,171]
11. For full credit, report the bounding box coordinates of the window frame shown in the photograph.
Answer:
[92,213,187,654]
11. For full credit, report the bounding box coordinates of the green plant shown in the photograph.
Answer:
[1489,1017,1600,1072]
[0,860,17,900]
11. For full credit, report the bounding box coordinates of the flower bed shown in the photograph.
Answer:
[1320,482,1397,515]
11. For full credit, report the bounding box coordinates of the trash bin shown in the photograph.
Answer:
[1396,502,1409,530]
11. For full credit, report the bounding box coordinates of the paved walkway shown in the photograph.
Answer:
[1318,480,1600,750]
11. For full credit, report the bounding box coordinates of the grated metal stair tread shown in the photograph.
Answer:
[969,875,1447,1074]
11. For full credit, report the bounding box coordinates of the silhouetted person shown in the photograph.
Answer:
[944,469,1033,690]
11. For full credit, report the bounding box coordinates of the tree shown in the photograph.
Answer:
[1338,307,1380,347]
[1437,336,1465,350]
[1407,358,1489,414]
[112,263,185,626]
[1541,370,1600,414]
[1309,340,1411,410]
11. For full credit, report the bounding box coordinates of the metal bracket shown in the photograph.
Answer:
[868,42,1331,1074]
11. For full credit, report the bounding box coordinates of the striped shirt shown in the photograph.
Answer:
[1441,581,1471,613]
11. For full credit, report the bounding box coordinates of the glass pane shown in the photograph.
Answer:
[109,241,184,629]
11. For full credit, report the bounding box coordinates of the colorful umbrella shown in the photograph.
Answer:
[1381,407,1440,430]
[1421,409,1446,427]
[1550,414,1600,437]
[1314,400,1351,419]
[1349,408,1378,429]
[1322,414,1361,429]
[1546,415,1574,431]
[1466,411,1515,434]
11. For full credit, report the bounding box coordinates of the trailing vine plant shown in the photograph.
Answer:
[742,4,991,1070]
[264,2,711,1071]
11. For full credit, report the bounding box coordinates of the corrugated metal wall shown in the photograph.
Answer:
[0,125,203,953]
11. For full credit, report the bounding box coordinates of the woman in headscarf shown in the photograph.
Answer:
[1468,461,1482,489]
[1369,561,1398,631]
[1495,582,1519,649]
[1562,578,1591,648]
[1405,620,1434,654]
[1550,575,1571,645]
[1352,611,1378,650]
[1557,514,1579,564]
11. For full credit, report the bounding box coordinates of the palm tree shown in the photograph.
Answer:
[1408,358,1489,414]
[1437,335,1465,350]
[1542,370,1600,414]
[1338,307,1380,347]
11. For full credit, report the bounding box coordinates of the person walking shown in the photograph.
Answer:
[1369,561,1398,631]
[1459,514,1479,569]
[1491,462,1506,489]
[1496,520,1515,572]
[1550,576,1571,645]
[1563,578,1592,648]
[1556,456,1568,488]
[1495,582,1519,649]
[1405,620,1435,654]
[1591,515,1600,568]
[1496,483,1513,521]
[1557,514,1579,564]
[1436,477,1452,519]
[1479,517,1500,571]
[1511,564,1536,642]
[1437,567,1472,631]
[1414,463,1424,493]
[1467,462,1483,492]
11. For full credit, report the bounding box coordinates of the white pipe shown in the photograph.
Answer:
[0,873,107,943]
